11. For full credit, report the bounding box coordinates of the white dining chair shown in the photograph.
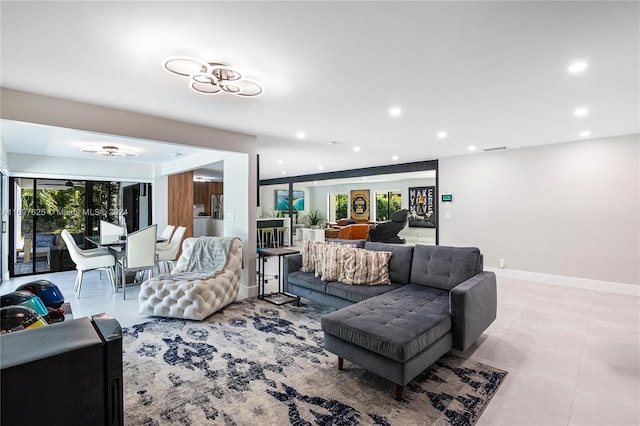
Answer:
[60,229,116,298]
[100,220,125,241]
[156,225,176,249]
[117,224,157,299]
[156,225,186,274]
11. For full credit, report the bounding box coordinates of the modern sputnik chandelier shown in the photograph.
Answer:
[162,57,263,97]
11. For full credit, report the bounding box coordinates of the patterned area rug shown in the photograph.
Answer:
[123,298,507,425]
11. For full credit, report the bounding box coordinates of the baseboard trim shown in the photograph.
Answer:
[485,267,639,297]
[238,284,259,300]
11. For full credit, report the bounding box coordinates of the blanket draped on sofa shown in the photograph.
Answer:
[159,237,234,281]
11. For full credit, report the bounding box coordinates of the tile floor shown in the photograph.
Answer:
[1,266,638,426]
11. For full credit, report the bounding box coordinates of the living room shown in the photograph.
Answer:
[0,1,638,425]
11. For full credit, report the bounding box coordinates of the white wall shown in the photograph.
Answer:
[152,167,169,236]
[439,134,639,286]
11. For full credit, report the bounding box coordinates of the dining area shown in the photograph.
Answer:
[61,221,186,299]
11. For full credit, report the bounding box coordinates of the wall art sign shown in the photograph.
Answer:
[350,189,370,220]
[408,186,436,228]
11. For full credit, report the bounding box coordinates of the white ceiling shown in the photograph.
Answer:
[1,1,638,180]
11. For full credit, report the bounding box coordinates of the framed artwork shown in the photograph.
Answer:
[350,189,370,220]
[408,186,436,228]
[275,190,305,211]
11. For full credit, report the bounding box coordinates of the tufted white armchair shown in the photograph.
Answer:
[138,237,243,320]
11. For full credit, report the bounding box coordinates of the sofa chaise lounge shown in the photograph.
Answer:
[283,239,496,399]
[139,236,243,320]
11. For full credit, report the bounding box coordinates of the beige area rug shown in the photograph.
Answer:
[122,298,507,425]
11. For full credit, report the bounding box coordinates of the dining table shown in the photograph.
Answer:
[85,234,167,290]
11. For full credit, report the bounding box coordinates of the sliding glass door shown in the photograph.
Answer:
[9,178,152,277]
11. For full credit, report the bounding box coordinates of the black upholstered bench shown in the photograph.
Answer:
[321,284,453,400]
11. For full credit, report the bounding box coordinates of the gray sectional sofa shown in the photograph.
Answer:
[283,239,497,400]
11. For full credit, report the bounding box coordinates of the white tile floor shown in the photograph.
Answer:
[2,268,638,425]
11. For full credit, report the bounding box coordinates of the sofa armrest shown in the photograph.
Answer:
[283,253,302,293]
[449,271,497,351]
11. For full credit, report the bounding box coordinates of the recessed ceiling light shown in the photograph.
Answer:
[281,171,286,175]
[574,107,589,117]
[296,131,306,139]
[468,146,476,152]
[392,155,399,161]
[277,160,283,165]
[389,107,402,117]
[580,131,591,137]
[568,61,588,74]
[437,131,447,139]
[318,165,324,170]
[353,146,361,152]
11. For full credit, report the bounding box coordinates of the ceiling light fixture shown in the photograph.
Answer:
[580,131,591,137]
[568,61,588,74]
[574,107,589,116]
[81,145,137,157]
[389,107,402,117]
[162,57,263,97]
[353,146,361,152]
[437,131,447,139]
[296,132,306,139]
[468,146,476,152]
[392,155,399,161]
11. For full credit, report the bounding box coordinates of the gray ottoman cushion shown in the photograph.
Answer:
[410,245,481,291]
[325,281,402,303]
[321,284,450,362]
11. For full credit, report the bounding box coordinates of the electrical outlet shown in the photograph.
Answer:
[499,259,505,269]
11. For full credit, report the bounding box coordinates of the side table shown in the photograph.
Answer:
[257,247,300,305]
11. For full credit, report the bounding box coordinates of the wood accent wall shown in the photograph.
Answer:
[194,181,223,215]
[168,171,195,240]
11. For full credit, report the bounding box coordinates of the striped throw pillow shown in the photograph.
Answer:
[341,248,392,285]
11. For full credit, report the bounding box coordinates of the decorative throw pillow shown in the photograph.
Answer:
[300,240,325,272]
[313,241,331,278]
[341,248,392,285]
[318,243,356,281]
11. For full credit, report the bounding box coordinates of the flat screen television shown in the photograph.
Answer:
[275,190,305,211]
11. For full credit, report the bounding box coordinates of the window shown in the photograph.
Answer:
[329,193,348,222]
[375,191,402,221]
